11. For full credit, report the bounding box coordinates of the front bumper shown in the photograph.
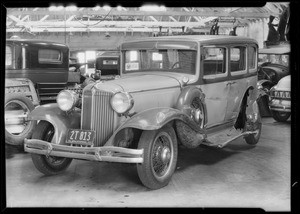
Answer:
[269,99,291,112]
[24,139,143,163]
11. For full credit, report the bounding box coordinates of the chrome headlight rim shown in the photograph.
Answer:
[110,91,134,114]
[56,90,79,112]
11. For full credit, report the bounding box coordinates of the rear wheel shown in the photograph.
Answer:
[271,111,290,122]
[31,121,72,175]
[137,126,178,189]
[5,94,37,146]
[244,102,262,145]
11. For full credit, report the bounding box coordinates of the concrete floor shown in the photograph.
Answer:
[5,117,291,210]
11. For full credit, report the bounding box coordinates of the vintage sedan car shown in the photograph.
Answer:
[257,44,290,116]
[268,75,291,122]
[24,35,262,190]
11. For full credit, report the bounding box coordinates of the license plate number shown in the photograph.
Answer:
[66,129,95,146]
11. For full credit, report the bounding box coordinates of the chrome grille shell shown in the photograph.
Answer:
[81,88,115,147]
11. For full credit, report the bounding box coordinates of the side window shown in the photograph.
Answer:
[203,47,226,76]
[38,49,63,64]
[6,46,13,68]
[230,46,246,73]
[248,46,257,72]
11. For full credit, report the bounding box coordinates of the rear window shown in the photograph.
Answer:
[230,46,246,72]
[203,47,226,76]
[103,60,118,65]
[38,49,62,64]
[248,46,257,71]
[6,45,13,68]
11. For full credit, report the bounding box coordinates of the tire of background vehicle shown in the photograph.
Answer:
[31,121,72,175]
[244,107,262,145]
[271,111,291,122]
[5,94,37,146]
[257,96,271,117]
[136,126,178,190]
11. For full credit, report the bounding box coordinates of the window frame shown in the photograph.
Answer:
[248,45,257,73]
[202,45,228,79]
[229,45,247,76]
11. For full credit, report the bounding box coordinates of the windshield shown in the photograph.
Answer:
[123,49,196,74]
[258,53,289,66]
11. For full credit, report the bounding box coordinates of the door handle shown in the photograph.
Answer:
[226,81,236,86]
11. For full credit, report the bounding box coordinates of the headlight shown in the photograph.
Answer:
[110,92,134,114]
[57,90,79,111]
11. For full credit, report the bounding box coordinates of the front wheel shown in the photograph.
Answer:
[31,121,72,175]
[271,111,290,122]
[137,126,178,190]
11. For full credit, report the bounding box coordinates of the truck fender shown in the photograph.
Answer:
[28,103,81,145]
[176,86,208,128]
[105,107,205,146]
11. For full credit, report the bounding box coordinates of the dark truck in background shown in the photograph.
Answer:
[5,39,85,146]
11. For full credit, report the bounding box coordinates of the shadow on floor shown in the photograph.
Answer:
[5,144,25,159]
[177,142,257,172]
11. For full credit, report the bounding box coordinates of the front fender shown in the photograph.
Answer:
[105,107,204,146]
[28,103,81,145]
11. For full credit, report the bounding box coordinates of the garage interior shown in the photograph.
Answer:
[4,2,293,211]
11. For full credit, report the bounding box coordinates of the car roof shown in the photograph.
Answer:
[259,45,290,54]
[121,35,258,49]
[6,39,69,49]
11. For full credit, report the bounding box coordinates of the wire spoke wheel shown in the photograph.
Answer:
[137,126,178,189]
[151,133,173,179]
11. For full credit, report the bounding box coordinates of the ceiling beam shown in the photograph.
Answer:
[7,9,272,18]
[10,20,207,28]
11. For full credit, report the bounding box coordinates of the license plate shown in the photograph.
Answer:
[66,129,96,146]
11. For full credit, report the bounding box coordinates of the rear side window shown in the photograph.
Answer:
[38,49,62,64]
[6,46,13,68]
[203,47,226,76]
[248,46,257,71]
[230,46,246,72]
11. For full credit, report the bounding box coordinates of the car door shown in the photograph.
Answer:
[200,46,230,127]
[225,45,249,121]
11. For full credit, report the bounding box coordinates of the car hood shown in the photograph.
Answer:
[274,75,290,91]
[93,73,181,93]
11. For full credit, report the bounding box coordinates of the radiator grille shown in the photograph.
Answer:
[82,90,115,147]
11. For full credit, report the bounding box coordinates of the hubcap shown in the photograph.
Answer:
[5,100,31,135]
[160,147,171,164]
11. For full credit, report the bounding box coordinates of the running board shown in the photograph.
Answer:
[202,128,258,148]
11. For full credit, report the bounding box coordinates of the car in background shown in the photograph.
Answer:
[93,52,120,80]
[268,75,291,122]
[5,39,92,146]
[24,35,262,190]
[257,44,290,116]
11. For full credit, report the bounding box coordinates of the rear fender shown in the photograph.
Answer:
[105,107,204,146]
[28,103,81,145]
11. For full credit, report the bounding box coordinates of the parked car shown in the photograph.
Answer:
[24,35,262,190]
[257,44,290,116]
[93,53,120,80]
[268,75,291,122]
[5,39,88,146]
